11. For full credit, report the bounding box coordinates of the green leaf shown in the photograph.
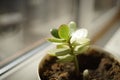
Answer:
[74,41,90,55]
[68,21,76,34]
[50,28,60,38]
[58,24,70,40]
[56,44,69,49]
[72,38,90,46]
[48,38,66,43]
[75,46,89,55]
[48,48,70,56]
[57,54,74,62]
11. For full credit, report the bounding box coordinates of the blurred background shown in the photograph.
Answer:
[0,0,79,68]
[0,0,120,79]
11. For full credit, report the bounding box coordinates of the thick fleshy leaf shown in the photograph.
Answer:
[48,38,66,43]
[48,48,70,56]
[74,41,90,55]
[70,28,88,44]
[72,38,90,46]
[56,44,69,49]
[57,54,74,62]
[58,24,70,40]
[68,21,76,35]
[50,28,60,38]
[75,46,89,55]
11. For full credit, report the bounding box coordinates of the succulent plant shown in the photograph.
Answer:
[48,21,90,76]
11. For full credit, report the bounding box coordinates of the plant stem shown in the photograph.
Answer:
[74,55,80,77]
[68,39,80,77]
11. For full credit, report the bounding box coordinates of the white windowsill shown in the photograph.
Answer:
[1,44,55,80]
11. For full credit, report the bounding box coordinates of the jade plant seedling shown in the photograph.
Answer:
[48,21,90,77]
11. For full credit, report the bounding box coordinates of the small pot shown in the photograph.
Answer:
[38,45,120,80]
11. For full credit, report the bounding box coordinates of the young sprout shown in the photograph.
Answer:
[48,21,90,77]
[83,69,89,80]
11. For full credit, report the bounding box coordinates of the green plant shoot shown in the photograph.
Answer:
[48,21,90,76]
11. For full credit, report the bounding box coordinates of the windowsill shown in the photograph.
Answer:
[1,43,54,80]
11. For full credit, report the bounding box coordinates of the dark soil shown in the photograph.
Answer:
[39,49,120,80]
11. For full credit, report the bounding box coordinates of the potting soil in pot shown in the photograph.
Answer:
[39,49,120,80]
